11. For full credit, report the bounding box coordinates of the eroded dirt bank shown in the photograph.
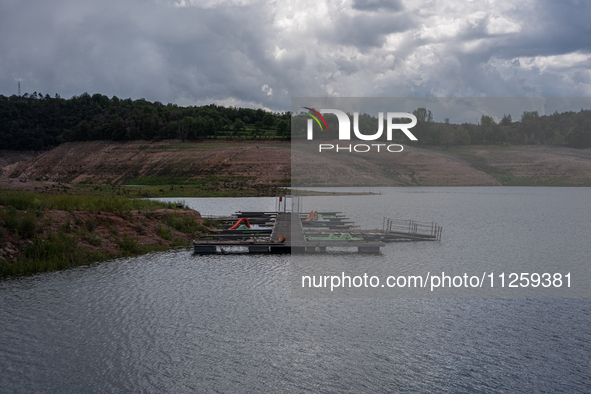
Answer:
[2,140,291,186]
[291,143,591,186]
[3,140,591,187]
[0,207,209,276]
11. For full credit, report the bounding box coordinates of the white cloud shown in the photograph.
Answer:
[486,16,522,34]
[261,84,273,96]
[517,52,591,72]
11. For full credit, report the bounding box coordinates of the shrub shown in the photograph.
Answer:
[87,234,102,246]
[0,189,173,213]
[162,213,204,233]
[60,219,72,233]
[156,225,172,240]
[85,217,97,232]
[1,210,38,239]
[3,211,19,232]
[115,234,141,255]
[18,214,38,239]
[17,232,80,274]
[108,226,119,237]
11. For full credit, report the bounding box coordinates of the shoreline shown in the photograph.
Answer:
[0,190,212,278]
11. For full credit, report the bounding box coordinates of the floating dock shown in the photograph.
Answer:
[193,210,441,254]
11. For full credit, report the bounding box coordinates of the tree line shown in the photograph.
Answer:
[2,92,590,150]
[0,92,291,150]
[291,108,591,149]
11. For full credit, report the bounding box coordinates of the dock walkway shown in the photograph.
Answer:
[270,213,306,244]
[193,208,443,254]
[194,211,386,254]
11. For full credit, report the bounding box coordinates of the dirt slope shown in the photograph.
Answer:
[0,150,39,175]
[466,145,591,184]
[3,140,291,185]
[292,145,500,186]
[3,141,591,187]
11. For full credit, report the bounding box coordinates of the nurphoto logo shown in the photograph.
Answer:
[303,108,418,153]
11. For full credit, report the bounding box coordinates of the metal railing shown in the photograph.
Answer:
[382,218,442,241]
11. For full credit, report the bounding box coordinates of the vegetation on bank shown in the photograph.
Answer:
[43,180,290,198]
[0,188,170,212]
[122,175,290,197]
[0,189,211,277]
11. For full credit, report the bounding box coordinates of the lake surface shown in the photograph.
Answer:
[1,188,590,392]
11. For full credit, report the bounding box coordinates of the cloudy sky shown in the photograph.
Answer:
[1,0,590,111]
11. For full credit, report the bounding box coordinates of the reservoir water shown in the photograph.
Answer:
[1,187,589,392]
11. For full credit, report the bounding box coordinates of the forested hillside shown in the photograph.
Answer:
[2,92,591,150]
[0,93,290,150]
[292,108,591,149]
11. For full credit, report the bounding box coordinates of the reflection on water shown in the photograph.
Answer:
[154,196,279,217]
[0,188,590,392]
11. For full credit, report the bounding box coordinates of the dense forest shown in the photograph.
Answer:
[0,93,291,150]
[1,92,591,150]
[292,108,591,149]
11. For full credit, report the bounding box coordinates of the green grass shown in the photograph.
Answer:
[87,234,102,246]
[0,232,107,276]
[0,189,175,212]
[0,189,198,277]
[110,177,286,198]
[0,213,194,277]
[115,234,143,255]
[162,213,207,234]
[0,209,39,239]
[156,225,172,240]
[126,175,244,186]
[0,229,185,277]
[85,217,97,232]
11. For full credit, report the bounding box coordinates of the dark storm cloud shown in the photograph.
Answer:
[0,0,589,111]
[457,0,591,61]
[0,0,284,107]
[352,0,404,12]
[327,13,418,48]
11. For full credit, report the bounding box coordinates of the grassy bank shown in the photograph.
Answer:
[0,189,211,277]
[0,188,173,211]
[26,178,290,198]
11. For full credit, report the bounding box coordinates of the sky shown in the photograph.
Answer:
[1,0,590,112]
